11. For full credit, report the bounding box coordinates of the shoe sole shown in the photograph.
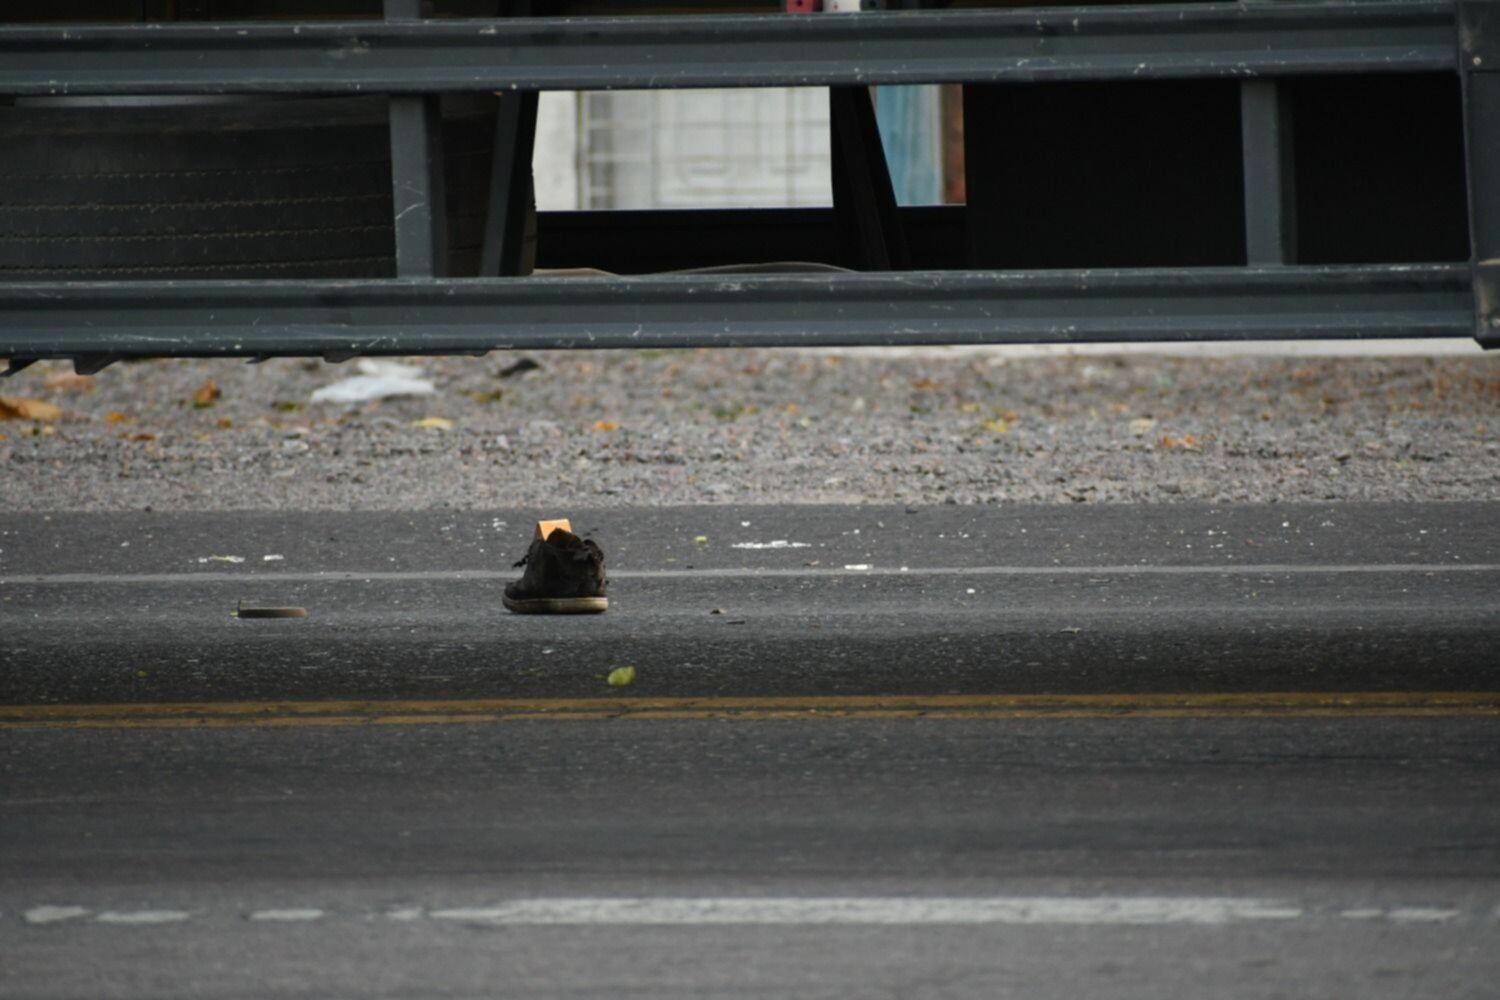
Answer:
[503,594,609,615]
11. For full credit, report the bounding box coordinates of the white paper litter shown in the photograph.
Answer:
[310,359,435,404]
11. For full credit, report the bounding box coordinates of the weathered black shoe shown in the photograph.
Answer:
[503,527,608,614]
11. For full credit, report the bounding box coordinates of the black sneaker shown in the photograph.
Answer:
[503,527,609,614]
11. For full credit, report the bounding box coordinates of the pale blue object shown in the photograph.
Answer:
[874,85,943,206]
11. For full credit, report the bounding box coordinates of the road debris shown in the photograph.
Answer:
[607,666,636,687]
[235,603,309,619]
[191,379,221,408]
[499,357,541,378]
[0,396,61,422]
[503,518,609,614]
[310,359,435,404]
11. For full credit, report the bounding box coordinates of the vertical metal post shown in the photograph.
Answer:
[480,91,540,276]
[1240,79,1297,265]
[830,86,910,271]
[1461,0,1500,347]
[385,0,447,278]
[481,1,539,276]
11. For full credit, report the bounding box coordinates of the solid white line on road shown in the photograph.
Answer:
[10,899,1490,929]
[4,563,1497,588]
[248,909,325,922]
[425,898,1306,927]
[94,910,192,925]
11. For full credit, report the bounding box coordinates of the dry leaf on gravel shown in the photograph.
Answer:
[411,416,454,430]
[0,396,62,422]
[1129,417,1157,435]
[192,379,221,408]
[593,420,619,432]
[124,432,156,442]
[463,390,505,404]
[217,418,234,430]
[105,412,132,424]
[44,372,96,394]
[983,419,1012,434]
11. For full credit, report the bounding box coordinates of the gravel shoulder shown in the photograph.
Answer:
[2,350,1496,511]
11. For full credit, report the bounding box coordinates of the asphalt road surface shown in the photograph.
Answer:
[3,503,1498,998]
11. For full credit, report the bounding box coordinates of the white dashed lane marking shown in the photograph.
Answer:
[22,906,89,925]
[248,909,325,922]
[94,911,192,925]
[1385,907,1462,923]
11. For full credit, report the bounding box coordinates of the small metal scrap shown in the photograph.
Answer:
[235,602,308,620]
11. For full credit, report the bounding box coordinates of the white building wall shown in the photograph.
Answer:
[533,88,833,211]
[532,90,580,211]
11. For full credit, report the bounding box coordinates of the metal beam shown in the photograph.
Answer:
[1460,0,1500,346]
[0,266,1471,361]
[1240,0,1297,266]
[386,0,447,277]
[1240,79,1298,265]
[387,96,449,277]
[0,2,1458,96]
[480,91,539,276]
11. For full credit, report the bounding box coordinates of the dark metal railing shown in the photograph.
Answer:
[0,1,1493,371]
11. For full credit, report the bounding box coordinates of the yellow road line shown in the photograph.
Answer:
[1,692,1497,730]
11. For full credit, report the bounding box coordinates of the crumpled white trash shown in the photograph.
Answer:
[310,359,436,404]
